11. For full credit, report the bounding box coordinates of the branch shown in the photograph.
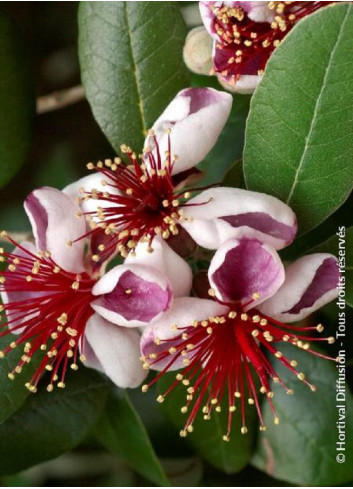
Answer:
[36,85,85,114]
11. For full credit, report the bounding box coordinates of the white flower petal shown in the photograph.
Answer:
[208,237,285,309]
[181,187,297,250]
[63,172,122,222]
[84,313,146,388]
[92,263,172,327]
[145,87,232,175]
[24,187,86,273]
[125,236,192,298]
[218,73,262,94]
[259,253,340,323]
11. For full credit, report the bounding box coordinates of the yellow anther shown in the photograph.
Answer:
[66,327,78,337]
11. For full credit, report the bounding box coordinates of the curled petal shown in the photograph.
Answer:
[24,187,86,273]
[63,173,107,200]
[84,313,147,388]
[125,236,192,298]
[140,297,229,371]
[217,73,262,94]
[92,264,172,327]
[146,87,232,175]
[259,254,340,323]
[208,237,285,309]
[199,2,219,40]
[63,172,122,223]
[181,187,297,250]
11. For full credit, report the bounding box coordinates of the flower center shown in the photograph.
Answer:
[211,1,328,81]
[141,303,335,440]
[76,133,197,262]
[0,234,96,392]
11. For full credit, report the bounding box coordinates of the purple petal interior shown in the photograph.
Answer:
[285,258,339,314]
[221,212,296,244]
[212,239,282,303]
[182,87,221,114]
[25,193,48,251]
[102,270,171,322]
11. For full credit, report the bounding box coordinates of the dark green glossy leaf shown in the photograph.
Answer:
[0,334,39,424]
[281,193,353,261]
[79,2,189,152]
[222,158,243,189]
[158,373,257,474]
[252,344,353,485]
[308,226,353,308]
[95,389,170,487]
[0,368,108,475]
[0,12,34,187]
[244,3,353,235]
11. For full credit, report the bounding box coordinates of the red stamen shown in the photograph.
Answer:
[142,305,336,439]
[0,234,96,392]
[74,132,209,262]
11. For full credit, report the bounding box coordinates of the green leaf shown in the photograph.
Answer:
[199,94,250,186]
[222,158,243,189]
[158,373,257,474]
[281,193,353,261]
[79,2,189,152]
[95,389,170,487]
[0,368,108,475]
[308,226,353,308]
[251,344,353,486]
[0,12,34,187]
[244,3,353,235]
[0,334,39,424]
